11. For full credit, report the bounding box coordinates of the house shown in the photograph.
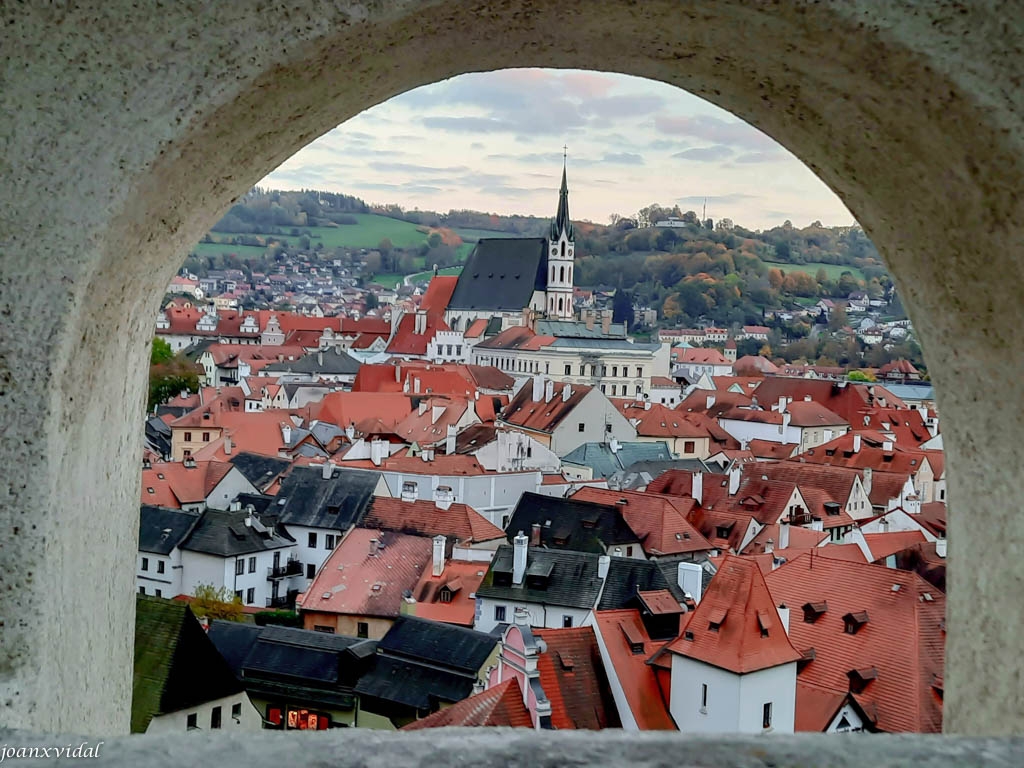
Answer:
[878,359,922,383]
[672,347,734,381]
[764,553,945,732]
[455,424,561,474]
[137,505,201,598]
[297,528,433,639]
[132,596,261,734]
[498,377,636,456]
[361,490,506,551]
[664,555,800,734]
[718,398,849,454]
[403,539,492,627]
[262,347,361,384]
[737,325,771,341]
[614,400,720,458]
[560,440,673,485]
[400,679,532,730]
[503,492,645,557]
[650,376,684,406]
[207,621,379,729]
[354,616,499,728]
[141,459,259,512]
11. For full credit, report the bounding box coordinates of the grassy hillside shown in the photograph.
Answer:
[762,260,866,281]
[452,228,525,242]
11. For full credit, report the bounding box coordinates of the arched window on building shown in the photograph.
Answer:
[561,241,566,257]
[558,297,564,313]
[560,266,565,282]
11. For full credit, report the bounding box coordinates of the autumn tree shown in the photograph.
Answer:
[662,292,682,321]
[190,584,244,622]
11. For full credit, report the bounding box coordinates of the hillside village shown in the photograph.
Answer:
[135,169,944,736]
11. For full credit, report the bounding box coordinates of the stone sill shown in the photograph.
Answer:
[2,729,1022,767]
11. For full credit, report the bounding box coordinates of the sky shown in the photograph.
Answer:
[260,68,855,231]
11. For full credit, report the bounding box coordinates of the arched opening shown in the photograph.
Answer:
[561,240,566,257]
[559,266,565,283]
[558,297,564,313]
[3,0,1020,739]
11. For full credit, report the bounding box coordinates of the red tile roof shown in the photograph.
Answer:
[401,679,532,729]
[500,381,593,435]
[865,530,927,561]
[614,401,713,439]
[570,487,711,555]
[765,553,945,732]
[297,528,432,619]
[362,496,504,544]
[312,391,412,433]
[593,610,676,730]
[340,447,493,476]
[676,348,731,365]
[406,560,490,627]
[667,555,801,674]
[386,312,450,356]
[141,460,233,507]
[418,276,459,315]
[747,439,799,460]
[797,431,931,476]
[749,379,907,424]
[534,627,620,730]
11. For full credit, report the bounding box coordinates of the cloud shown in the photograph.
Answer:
[677,194,757,205]
[602,152,645,165]
[673,145,734,162]
[580,94,665,119]
[655,114,774,152]
[367,161,468,174]
[422,116,510,133]
[734,150,787,164]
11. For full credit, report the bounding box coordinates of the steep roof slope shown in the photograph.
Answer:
[447,238,548,311]
[400,679,532,729]
[535,626,621,730]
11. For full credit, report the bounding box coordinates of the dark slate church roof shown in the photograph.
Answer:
[138,505,201,555]
[274,465,380,530]
[447,238,548,311]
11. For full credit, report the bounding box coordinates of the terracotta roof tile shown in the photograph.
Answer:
[362,496,504,544]
[535,626,621,730]
[570,487,711,555]
[500,381,593,435]
[407,560,490,627]
[401,679,532,729]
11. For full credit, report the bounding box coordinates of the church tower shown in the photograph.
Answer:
[545,159,575,320]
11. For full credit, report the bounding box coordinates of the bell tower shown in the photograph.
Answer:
[546,151,575,320]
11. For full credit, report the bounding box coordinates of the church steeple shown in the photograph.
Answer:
[551,152,573,241]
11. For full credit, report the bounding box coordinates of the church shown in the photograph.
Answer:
[444,162,577,332]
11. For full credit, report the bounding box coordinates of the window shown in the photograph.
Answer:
[636,385,642,395]
[626,545,634,557]
[578,423,585,432]
[231,703,242,721]
[605,423,613,434]
[545,363,550,374]
[313,625,335,634]
[184,432,192,442]
[456,345,462,356]
[235,559,244,576]
[138,586,145,595]
[562,615,573,628]
[306,563,315,579]
[308,532,317,548]
[684,440,695,454]
[564,364,571,375]
[155,589,162,597]
[157,560,165,574]
[246,587,255,604]
[611,385,617,396]
[325,534,336,549]
[202,431,210,442]
[612,366,618,377]
[600,384,606,393]
[186,713,198,730]
[211,706,222,729]
[762,702,773,729]
[580,364,586,376]
[141,557,149,571]
[701,683,708,710]
[357,621,369,638]
[636,366,643,378]
[248,556,256,574]
[494,605,507,623]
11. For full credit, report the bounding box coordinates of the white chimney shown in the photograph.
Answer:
[782,411,791,431]
[779,519,791,550]
[317,350,324,367]
[728,465,741,495]
[433,484,454,511]
[644,399,651,411]
[706,394,716,410]
[936,538,947,558]
[852,434,862,453]
[345,422,356,441]
[532,375,544,402]
[280,422,292,445]
[321,461,333,480]
[764,537,774,555]
[445,425,457,455]
[777,603,790,635]
[677,561,703,605]
[414,310,427,335]
[370,438,386,467]
[777,396,787,413]
[401,481,418,503]
[691,471,703,505]
[369,538,380,557]
[414,377,421,394]
[432,535,446,577]
[223,435,232,455]
[562,383,572,402]
[609,437,620,454]
[883,440,894,451]
[598,554,611,580]
[512,531,528,585]
[513,606,529,626]
[544,380,555,403]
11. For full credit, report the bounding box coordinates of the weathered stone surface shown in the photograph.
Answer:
[1,0,1023,736]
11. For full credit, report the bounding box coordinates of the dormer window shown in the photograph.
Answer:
[843,610,869,634]
[707,607,727,633]
[847,666,877,694]
[803,601,828,623]
[715,525,732,540]
[756,610,773,638]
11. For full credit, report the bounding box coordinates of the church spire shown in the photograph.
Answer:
[551,151,573,241]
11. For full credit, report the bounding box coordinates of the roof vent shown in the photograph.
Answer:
[321,592,331,600]
[891,584,901,592]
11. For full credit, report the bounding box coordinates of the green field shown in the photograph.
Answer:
[407,266,463,284]
[762,259,865,280]
[369,273,405,287]
[452,228,524,242]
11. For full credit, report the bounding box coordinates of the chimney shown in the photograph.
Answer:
[677,562,703,605]
[544,380,555,403]
[530,523,541,546]
[936,538,947,558]
[433,484,454,511]
[777,396,787,413]
[691,471,703,505]
[414,377,421,394]
[609,437,620,454]
[369,538,380,557]
[883,440,894,451]
[321,461,333,480]
[317,350,324,367]
[782,411,791,431]
[810,517,824,532]
[370,438,386,467]
[586,314,595,331]
[597,554,611,580]
[432,535,446,577]
[415,310,427,335]
[561,383,572,402]
[445,424,457,455]
[852,434,862,453]
[777,603,790,635]
[401,480,418,503]
[532,375,544,402]
[223,435,232,455]
[728,465,741,495]
[705,394,716,410]
[345,422,355,441]
[765,537,774,555]
[779,518,791,550]
[513,606,529,627]
[280,422,292,445]
[862,466,873,495]
[601,313,611,335]
[512,531,528,585]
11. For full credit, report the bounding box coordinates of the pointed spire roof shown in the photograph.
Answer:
[551,159,574,241]
[666,554,801,674]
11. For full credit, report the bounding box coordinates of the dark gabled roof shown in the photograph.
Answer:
[560,441,674,480]
[179,508,294,557]
[476,545,604,610]
[597,558,673,610]
[138,505,201,555]
[229,452,290,491]
[447,238,548,311]
[243,627,369,684]
[263,347,361,375]
[504,492,638,554]
[145,416,172,457]
[275,465,380,530]
[206,620,264,676]
[236,492,276,515]
[354,655,476,710]
[132,596,242,733]
[377,616,497,675]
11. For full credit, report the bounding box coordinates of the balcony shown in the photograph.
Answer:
[265,589,300,609]
[267,559,303,580]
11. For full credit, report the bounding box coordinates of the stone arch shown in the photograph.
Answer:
[560,265,565,283]
[3,0,1023,737]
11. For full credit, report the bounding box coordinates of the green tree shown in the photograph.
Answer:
[612,289,633,328]
[848,370,875,382]
[190,584,244,622]
[151,337,173,365]
[427,232,443,249]
[827,304,849,332]
[148,352,201,411]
